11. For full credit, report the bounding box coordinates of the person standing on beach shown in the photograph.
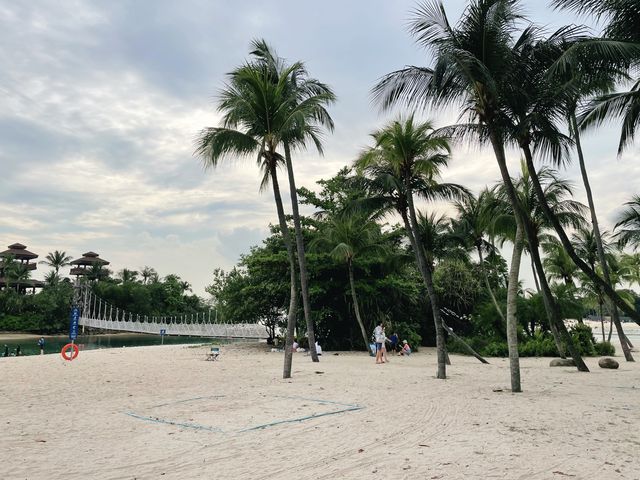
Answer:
[374,322,386,364]
[3,344,8,357]
[37,337,45,355]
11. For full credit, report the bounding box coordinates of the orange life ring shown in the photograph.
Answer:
[61,343,79,361]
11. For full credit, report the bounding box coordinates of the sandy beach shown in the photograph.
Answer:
[1,338,639,480]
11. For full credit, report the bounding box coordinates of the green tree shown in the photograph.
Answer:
[615,195,640,250]
[39,250,73,274]
[195,40,317,377]
[357,115,468,379]
[313,211,386,349]
[249,40,336,363]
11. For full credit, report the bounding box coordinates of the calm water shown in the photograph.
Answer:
[0,333,223,357]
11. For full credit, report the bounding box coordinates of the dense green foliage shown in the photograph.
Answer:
[0,273,209,334]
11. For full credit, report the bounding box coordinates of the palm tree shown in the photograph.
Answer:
[552,0,640,154]
[195,40,320,377]
[40,250,73,274]
[44,270,61,287]
[505,22,640,330]
[615,195,640,250]
[140,266,158,285]
[619,252,640,287]
[356,115,468,379]
[543,238,579,287]
[372,0,584,383]
[314,211,386,349]
[452,190,505,324]
[249,40,336,363]
[118,269,139,283]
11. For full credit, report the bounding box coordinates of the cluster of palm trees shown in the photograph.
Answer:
[371,0,640,390]
[197,0,640,389]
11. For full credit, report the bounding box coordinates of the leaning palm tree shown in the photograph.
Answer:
[195,40,322,377]
[314,211,386,349]
[40,250,73,274]
[248,41,335,364]
[615,195,640,250]
[356,115,469,379]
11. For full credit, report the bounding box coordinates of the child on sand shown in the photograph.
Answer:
[398,340,411,356]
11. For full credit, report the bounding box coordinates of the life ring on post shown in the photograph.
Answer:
[61,343,79,361]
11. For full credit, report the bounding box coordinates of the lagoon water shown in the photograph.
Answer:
[0,333,216,357]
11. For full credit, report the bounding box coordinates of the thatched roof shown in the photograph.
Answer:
[0,278,44,288]
[70,251,110,266]
[0,243,38,260]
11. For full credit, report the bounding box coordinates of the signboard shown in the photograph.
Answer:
[69,306,80,340]
[160,329,166,335]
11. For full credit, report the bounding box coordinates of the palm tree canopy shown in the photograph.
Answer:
[195,39,335,190]
[614,194,640,250]
[355,115,470,219]
[40,250,73,272]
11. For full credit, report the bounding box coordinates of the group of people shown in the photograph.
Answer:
[372,322,411,364]
[3,344,22,357]
[1,337,45,358]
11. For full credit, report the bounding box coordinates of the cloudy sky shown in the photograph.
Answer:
[1,0,638,297]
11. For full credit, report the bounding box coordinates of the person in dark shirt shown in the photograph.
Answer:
[388,332,399,353]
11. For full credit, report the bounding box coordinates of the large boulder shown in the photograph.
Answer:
[550,358,576,367]
[598,357,619,369]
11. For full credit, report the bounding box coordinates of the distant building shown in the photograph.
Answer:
[70,251,110,278]
[0,243,44,292]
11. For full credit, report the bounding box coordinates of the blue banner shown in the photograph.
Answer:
[69,306,80,340]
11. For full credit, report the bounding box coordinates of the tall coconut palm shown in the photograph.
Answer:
[501,27,638,361]
[615,195,640,250]
[249,41,335,363]
[195,41,314,377]
[372,0,592,381]
[314,211,386,349]
[356,115,469,379]
[40,250,73,274]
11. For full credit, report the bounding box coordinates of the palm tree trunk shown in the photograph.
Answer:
[490,133,588,372]
[520,142,640,326]
[283,143,319,362]
[506,220,524,392]
[530,240,567,358]
[599,299,605,342]
[477,245,506,326]
[608,309,614,343]
[270,165,299,379]
[403,186,446,379]
[531,255,541,294]
[348,260,370,350]
[570,114,634,362]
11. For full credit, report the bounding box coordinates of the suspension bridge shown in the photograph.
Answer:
[76,285,268,339]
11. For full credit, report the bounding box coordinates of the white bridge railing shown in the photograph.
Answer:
[79,316,268,338]
[76,285,268,339]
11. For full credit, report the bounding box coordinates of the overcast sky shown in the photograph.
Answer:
[1,0,638,297]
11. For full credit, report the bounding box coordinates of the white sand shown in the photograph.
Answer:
[1,340,639,480]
